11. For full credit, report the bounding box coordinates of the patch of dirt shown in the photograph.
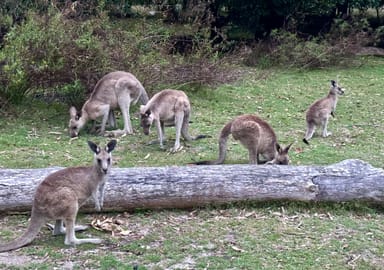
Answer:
[0,252,45,267]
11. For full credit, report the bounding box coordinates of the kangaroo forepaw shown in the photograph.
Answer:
[322,132,332,137]
[104,129,132,137]
[169,145,183,153]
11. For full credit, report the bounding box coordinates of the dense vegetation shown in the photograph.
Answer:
[1,0,384,106]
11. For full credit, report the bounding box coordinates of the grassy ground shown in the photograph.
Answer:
[0,57,384,269]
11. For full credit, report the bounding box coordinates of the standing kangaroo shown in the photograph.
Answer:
[0,140,117,252]
[69,71,149,138]
[303,80,345,145]
[139,89,206,152]
[194,114,292,165]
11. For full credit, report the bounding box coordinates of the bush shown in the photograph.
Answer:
[0,11,112,104]
[0,9,233,105]
[269,29,334,68]
[244,27,361,69]
[373,26,384,48]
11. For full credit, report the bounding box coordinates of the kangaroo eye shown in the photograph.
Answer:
[97,159,102,165]
[107,158,111,164]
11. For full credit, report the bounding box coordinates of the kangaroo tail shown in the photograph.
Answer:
[193,121,232,165]
[138,85,149,105]
[181,110,194,141]
[193,134,211,140]
[0,211,45,252]
[302,138,310,145]
[193,160,215,165]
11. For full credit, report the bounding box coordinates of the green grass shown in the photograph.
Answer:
[1,203,384,269]
[1,57,384,168]
[1,57,384,269]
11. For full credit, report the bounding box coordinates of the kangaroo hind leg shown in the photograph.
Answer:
[248,146,258,164]
[119,94,133,135]
[64,217,102,246]
[170,112,184,153]
[321,117,331,137]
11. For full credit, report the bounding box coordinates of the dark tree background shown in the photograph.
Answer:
[2,0,384,38]
[1,0,384,106]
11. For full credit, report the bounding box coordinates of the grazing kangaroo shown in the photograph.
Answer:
[194,114,292,165]
[139,89,207,152]
[0,140,117,252]
[69,71,149,138]
[303,80,345,145]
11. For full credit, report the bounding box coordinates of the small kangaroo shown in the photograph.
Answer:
[0,140,117,252]
[303,80,345,145]
[69,71,149,138]
[194,114,292,165]
[139,89,207,152]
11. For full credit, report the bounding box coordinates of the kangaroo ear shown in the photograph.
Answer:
[69,107,82,120]
[331,80,336,87]
[106,140,117,153]
[276,143,282,153]
[284,142,293,153]
[88,141,100,154]
[69,106,77,118]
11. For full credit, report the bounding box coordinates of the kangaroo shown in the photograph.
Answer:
[139,89,207,153]
[303,80,345,145]
[69,71,149,138]
[0,140,117,252]
[194,114,292,165]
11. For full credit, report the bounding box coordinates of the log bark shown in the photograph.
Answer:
[0,159,383,213]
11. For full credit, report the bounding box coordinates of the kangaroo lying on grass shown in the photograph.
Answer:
[0,140,117,252]
[194,114,292,165]
[140,89,207,153]
[303,80,345,145]
[69,71,149,138]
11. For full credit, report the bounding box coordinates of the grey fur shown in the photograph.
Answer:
[194,114,292,165]
[69,71,148,137]
[0,140,117,252]
[303,80,345,144]
[139,89,206,153]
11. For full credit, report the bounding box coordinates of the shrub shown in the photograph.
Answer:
[0,11,112,104]
[244,28,359,69]
[0,8,236,105]
[373,26,384,48]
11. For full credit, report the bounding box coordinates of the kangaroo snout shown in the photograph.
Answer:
[69,132,78,138]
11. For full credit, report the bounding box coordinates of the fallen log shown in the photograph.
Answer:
[0,159,383,213]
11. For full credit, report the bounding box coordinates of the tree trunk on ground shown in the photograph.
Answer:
[0,159,383,213]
